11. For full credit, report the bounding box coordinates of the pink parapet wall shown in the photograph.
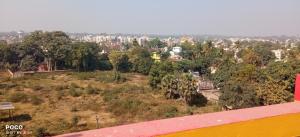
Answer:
[295,74,300,101]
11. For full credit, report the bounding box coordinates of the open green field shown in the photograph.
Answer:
[0,71,220,136]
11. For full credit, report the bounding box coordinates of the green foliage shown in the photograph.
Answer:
[147,38,166,48]
[180,74,207,106]
[69,87,82,97]
[161,74,180,99]
[149,61,175,89]
[74,72,96,80]
[70,42,101,71]
[113,71,127,83]
[256,80,293,105]
[211,58,237,88]
[162,74,207,106]
[107,98,149,117]
[173,60,193,72]
[219,83,259,109]
[157,105,178,118]
[128,47,153,74]
[98,53,113,70]
[109,51,131,72]
[253,45,276,66]
[132,39,140,47]
[23,31,71,71]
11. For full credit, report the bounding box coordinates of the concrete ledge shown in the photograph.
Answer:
[56,102,300,137]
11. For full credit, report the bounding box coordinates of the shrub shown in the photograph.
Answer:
[69,87,82,97]
[102,89,120,102]
[0,83,18,90]
[114,72,126,83]
[107,98,148,117]
[32,85,44,91]
[71,115,80,127]
[34,127,48,137]
[56,91,65,100]
[8,92,28,102]
[85,85,98,95]
[70,83,80,88]
[30,95,43,105]
[74,72,96,80]
[157,105,178,118]
[55,85,68,91]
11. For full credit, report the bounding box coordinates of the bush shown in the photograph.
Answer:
[8,92,28,102]
[70,83,80,88]
[107,98,148,117]
[157,105,178,118]
[185,93,208,107]
[69,87,82,97]
[56,90,65,100]
[71,115,80,127]
[34,127,48,137]
[85,85,98,94]
[114,72,127,83]
[74,72,96,80]
[30,95,43,105]
[55,85,68,91]
[0,83,18,90]
[102,89,120,102]
[93,71,127,83]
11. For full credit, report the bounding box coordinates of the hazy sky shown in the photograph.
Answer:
[1,0,300,36]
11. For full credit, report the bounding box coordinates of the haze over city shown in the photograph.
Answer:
[1,0,300,36]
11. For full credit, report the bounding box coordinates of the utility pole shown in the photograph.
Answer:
[96,115,100,129]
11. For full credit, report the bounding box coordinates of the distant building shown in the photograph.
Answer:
[171,47,182,55]
[272,49,283,62]
[151,52,161,62]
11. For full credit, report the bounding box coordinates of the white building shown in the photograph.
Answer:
[272,49,283,62]
[172,47,182,54]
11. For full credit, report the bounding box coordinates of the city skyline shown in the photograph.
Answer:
[1,0,300,36]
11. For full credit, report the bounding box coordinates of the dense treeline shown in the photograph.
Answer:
[0,31,154,73]
[1,31,300,108]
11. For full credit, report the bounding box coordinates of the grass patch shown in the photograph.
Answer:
[107,98,149,117]
[8,92,28,102]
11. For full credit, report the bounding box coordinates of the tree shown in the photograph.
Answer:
[149,61,175,89]
[161,74,180,99]
[98,53,113,70]
[219,82,259,109]
[147,38,166,49]
[253,45,276,66]
[128,47,153,74]
[179,74,207,106]
[70,42,100,71]
[173,60,193,72]
[256,80,293,105]
[0,43,22,71]
[242,49,262,66]
[212,57,236,88]
[109,51,130,73]
[23,31,71,71]
[132,39,140,47]
[161,74,207,106]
